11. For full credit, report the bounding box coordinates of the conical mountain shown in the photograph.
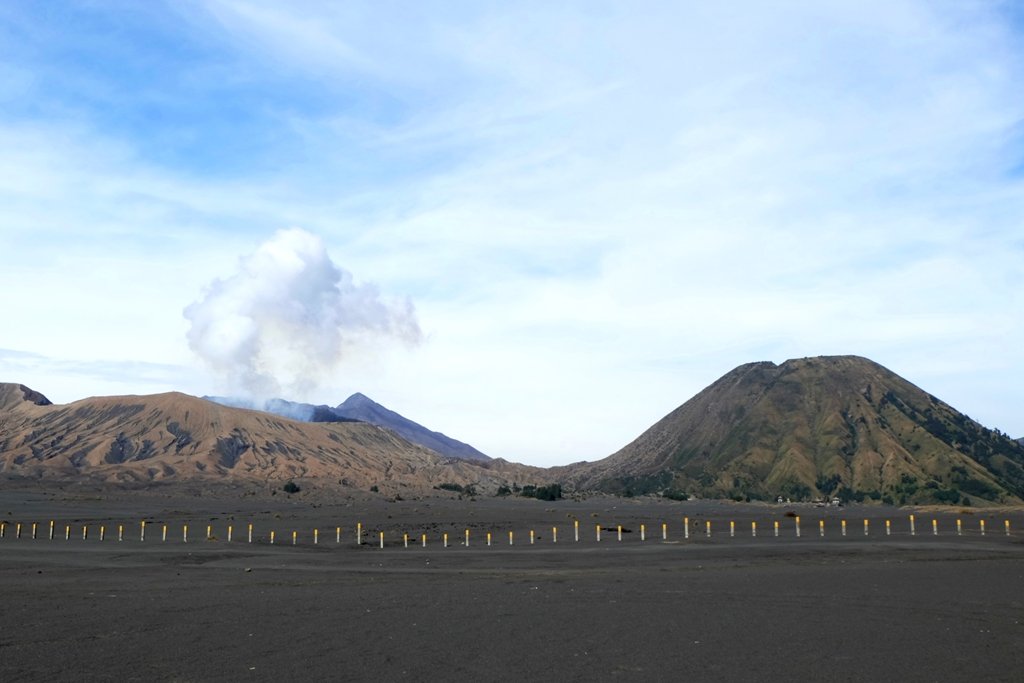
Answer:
[561,356,1024,505]
[205,393,491,462]
[333,393,491,462]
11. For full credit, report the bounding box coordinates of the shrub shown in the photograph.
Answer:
[959,478,999,499]
[781,482,812,501]
[282,481,300,494]
[519,483,563,501]
[932,488,961,503]
[534,484,562,501]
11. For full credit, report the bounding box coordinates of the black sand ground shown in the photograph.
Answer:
[1,490,1022,682]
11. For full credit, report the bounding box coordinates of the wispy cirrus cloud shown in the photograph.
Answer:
[0,348,197,402]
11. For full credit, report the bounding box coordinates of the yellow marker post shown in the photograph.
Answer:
[82,525,87,541]
[49,520,54,541]
[706,520,711,538]
[270,530,275,544]
[486,532,492,547]
[932,519,938,536]
[403,533,409,548]
[910,514,916,536]
[795,516,801,538]
[314,528,319,545]
[1005,520,1011,536]
[641,524,646,542]
[596,524,601,542]
[819,519,825,537]
[980,519,986,536]
[841,520,846,537]
[956,519,962,536]
[336,526,341,544]
[465,529,470,547]
[684,516,690,540]
[357,522,362,546]
[864,519,869,536]
[575,520,580,542]
[228,525,233,543]
[100,525,105,542]
[16,523,21,539]
[249,523,254,544]
[183,524,188,543]
[140,521,146,542]
[617,525,622,542]
[422,533,427,548]
[530,529,535,545]
[32,522,37,540]
[662,523,668,541]
[1,521,5,538]
[162,525,168,542]
[509,530,514,546]
[65,524,71,541]
[118,524,124,542]
[292,530,297,546]
[379,531,384,549]
[443,532,448,548]
[752,521,757,538]
[207,525,213,541]
[774,520,779,537]
[885,520,891,536]
[552,526,558,543]
[729,521,735,538]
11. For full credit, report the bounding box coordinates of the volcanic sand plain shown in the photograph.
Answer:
[1,487,1023,682]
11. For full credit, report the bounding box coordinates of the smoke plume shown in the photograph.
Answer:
[184,228,421,399]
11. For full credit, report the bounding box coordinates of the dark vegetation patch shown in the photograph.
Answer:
[598,472,672,498]
[520,483,563,501]
[436,482,475,496]
[493,483,563,500]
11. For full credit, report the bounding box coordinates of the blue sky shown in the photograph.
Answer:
[1,1,1023,465]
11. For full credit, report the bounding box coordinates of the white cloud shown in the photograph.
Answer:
[183,227,420,399]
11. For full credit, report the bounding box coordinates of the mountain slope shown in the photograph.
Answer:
[205,396,360,424]
[0,384,531,492]
[560,356,1024,505]
[205,393,491,462]
[332,393,490,462]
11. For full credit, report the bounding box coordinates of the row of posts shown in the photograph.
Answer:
[0,516,1013,546]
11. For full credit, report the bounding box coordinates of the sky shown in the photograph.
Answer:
[1,1,1023,466]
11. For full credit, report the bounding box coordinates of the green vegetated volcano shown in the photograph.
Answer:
[562,356,1024,505]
